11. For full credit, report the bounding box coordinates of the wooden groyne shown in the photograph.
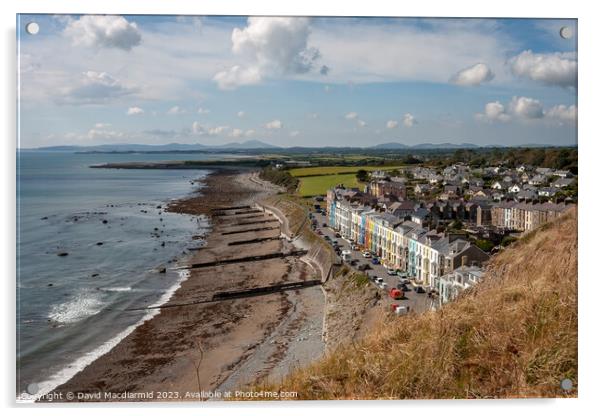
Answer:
[179,249,308,269]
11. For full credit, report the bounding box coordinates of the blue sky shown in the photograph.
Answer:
[17,15,577,148]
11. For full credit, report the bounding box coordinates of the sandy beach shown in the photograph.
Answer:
[45,169,326,402]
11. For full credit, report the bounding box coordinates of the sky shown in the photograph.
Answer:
[17,15,577,148]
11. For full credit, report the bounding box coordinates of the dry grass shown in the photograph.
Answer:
[249,207,577,399]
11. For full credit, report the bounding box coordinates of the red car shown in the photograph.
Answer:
[389,288,403,300]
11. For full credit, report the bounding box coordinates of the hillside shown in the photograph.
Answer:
[252,207,577,399]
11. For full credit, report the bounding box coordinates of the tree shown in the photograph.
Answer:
[356,169,369,182]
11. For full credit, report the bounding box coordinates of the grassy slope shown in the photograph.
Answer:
[289,165,404,177]
[298,174,361,197]
[254,207,578,399]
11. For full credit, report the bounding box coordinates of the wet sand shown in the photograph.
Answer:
[46,170,325,402]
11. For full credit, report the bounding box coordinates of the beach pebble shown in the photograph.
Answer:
[47,283,53,287]
[40,216,48,220]
[102,220,108,224]
[158,266,166,274]
[91,273,99,277]
[96,242,104,246]
[57,252,69,257]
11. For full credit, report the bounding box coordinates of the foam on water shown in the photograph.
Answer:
[48,290,104,325]
[100,286,132,292]
[17,269,190,402]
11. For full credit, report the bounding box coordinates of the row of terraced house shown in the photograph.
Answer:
[490,200,571,231]
[326,187,490,290]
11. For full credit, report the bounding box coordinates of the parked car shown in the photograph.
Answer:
[387,268,397,275]
[324,235,331,241]
[335,233,341,238]
[362,251,372,258]
[398,277,409,285]
[375,277,384,284]
[414,285,426,294]
[395,305,410,316]
[400,285,411,292]
[396,270,408,278]
[389,288,403,300]
[316,229,323,235]
[358,264,371,271]
[322,223,327,227]
[349,259,359,266]
[380,282,388,290]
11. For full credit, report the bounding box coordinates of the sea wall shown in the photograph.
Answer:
[255,198,338,283]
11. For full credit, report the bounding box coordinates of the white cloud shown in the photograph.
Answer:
[290,130,300,137]
[509,50,577,87]
[230,128,244,138]
[403,113,417,127]
[450,63,494,86]
[208,126,229,135]
[310,18,516,84]
[508,96,544,120]
[58,71,135,105]
[476,97,566,123]
[545,104,577,123]
[345,112,358,120]
[191,121,205,135]
[477,101,511,122]
[213,65,262,90]
[245,129,255,137]
[167,105,185,115]
[64,15,142,51]
[265,119,283,129]
[386,120,398,129]
[94,123,111,128]
[127,106,144,115]
[237,111,245,117]
[86,128,125,141]
[197,107,210,114]
[213,17,323,89]
[357,120,367,128]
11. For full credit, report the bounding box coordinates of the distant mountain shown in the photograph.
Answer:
[371,142,479,150]
[25,141,570,152]
[29,140,279,152]
[216,140,279,149]
[371,142,410,149]
[411,142,479,149]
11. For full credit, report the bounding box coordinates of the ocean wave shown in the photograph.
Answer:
[100,286,132,292]
[47,291,104,325]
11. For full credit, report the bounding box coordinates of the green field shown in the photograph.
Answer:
[298,173,362,197]
[289,165,404,177]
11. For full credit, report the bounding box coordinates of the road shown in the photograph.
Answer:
[310,209,432,314]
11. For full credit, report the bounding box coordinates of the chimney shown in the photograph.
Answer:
[461,255,468,269]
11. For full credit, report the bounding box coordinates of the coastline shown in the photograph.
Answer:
[39,169,326,402]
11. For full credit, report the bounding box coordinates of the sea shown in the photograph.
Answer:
[16,150,235,400]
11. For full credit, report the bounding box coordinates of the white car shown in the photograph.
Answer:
[362,251,372,258]
[387,268,397,275]
[395,306,409,315]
